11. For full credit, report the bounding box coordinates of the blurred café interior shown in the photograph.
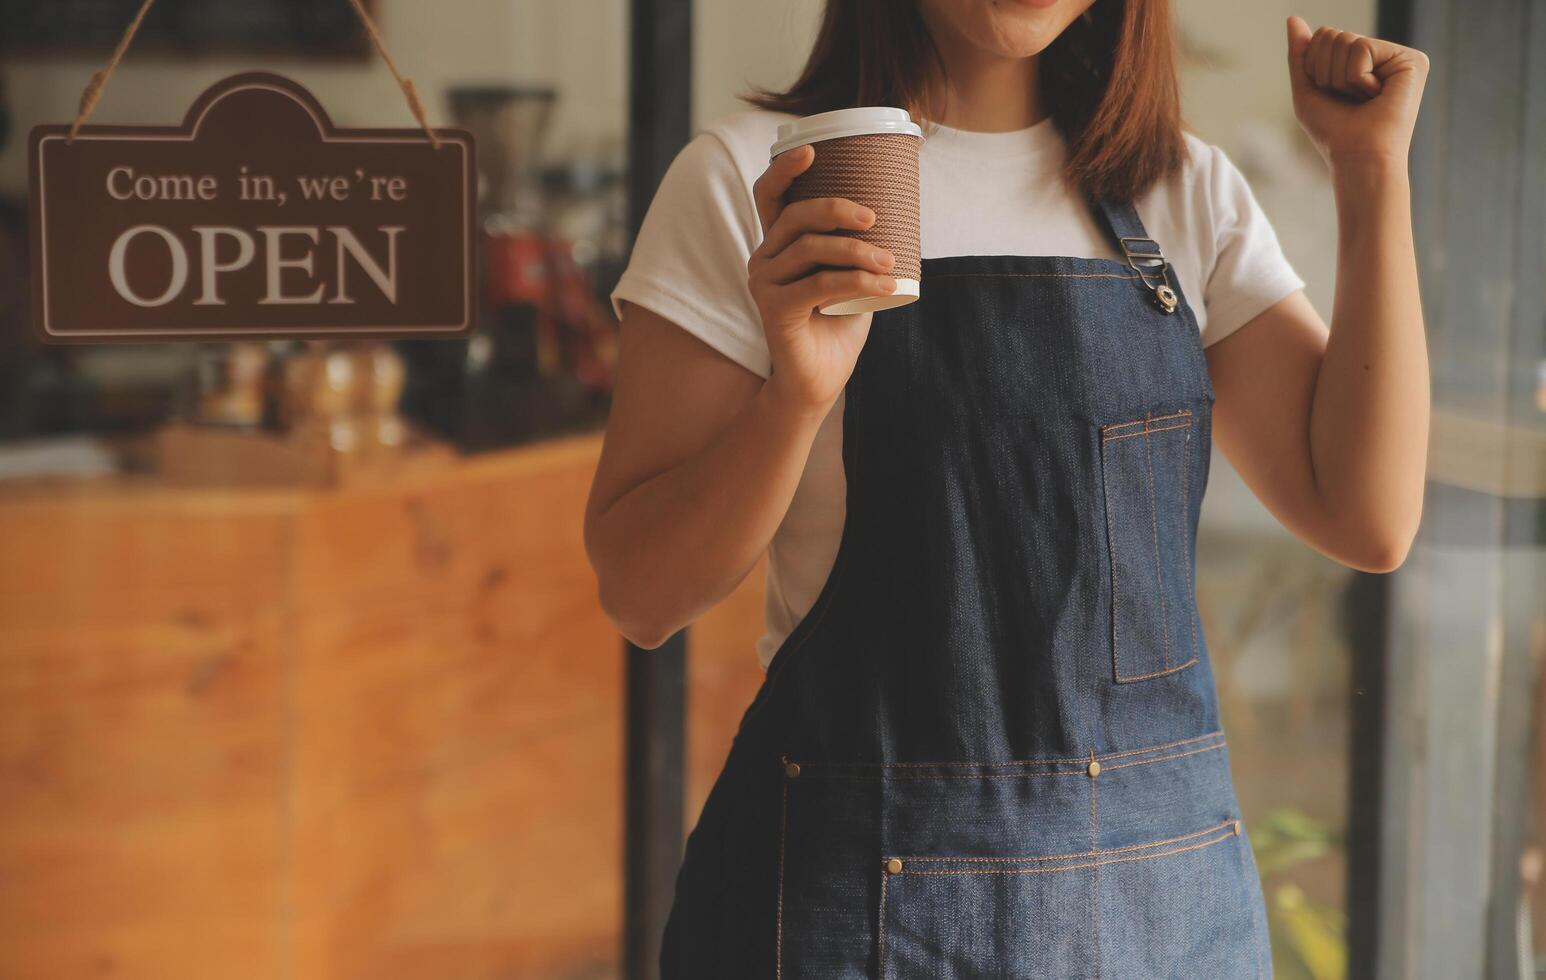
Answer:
[0,1,1541,978]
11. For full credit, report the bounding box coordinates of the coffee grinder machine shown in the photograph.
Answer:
[395,85,609,452]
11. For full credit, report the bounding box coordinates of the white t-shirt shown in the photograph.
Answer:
[611,108,1305,670]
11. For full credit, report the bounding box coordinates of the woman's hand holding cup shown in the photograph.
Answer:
[749,143,897,417]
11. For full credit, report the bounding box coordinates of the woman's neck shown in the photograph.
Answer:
[922,30,1046,132]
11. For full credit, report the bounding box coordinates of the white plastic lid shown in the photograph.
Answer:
[769,107,922,159]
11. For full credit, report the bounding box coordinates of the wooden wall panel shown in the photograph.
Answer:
[286,439,624,980]
[0,505,292,980]
[0,433,775,979]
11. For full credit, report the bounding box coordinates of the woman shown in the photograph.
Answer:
[586,1,1429,976]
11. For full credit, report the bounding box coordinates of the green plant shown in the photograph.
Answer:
[1249,808,1349,980]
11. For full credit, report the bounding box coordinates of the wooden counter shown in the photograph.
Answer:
[0,432,768,980]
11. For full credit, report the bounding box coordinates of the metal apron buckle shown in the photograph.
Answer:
[1119,236,1179,314]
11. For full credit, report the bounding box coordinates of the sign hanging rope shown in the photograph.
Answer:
[68,0,442,149]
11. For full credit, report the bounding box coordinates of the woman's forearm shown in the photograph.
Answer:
[1308,160,1430,567]
[588,378,832,648]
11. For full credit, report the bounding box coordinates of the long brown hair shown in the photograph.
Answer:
[744,0,1184,202]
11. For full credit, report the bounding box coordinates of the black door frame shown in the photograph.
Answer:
[622,0,692,978]
[1350,2,1545,978]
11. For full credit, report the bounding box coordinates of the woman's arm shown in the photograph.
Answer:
[585,146,895,647]
[584,304,826,649]
[1204,18,1431,573]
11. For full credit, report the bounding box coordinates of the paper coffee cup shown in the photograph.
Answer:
[770,107,923,316]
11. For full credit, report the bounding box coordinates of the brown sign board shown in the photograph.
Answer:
[27,71,476,343]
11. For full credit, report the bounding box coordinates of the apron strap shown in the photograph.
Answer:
[1092,196,1180,314]
[1092,196,1162,264]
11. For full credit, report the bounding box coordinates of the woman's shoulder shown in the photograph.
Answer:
[688,107,801,186]
[1143,131,1263,220]
[1134,130,1276,256]
[1139,130,1305,346]
[643,107,798,245]
[1138,132,1235,205]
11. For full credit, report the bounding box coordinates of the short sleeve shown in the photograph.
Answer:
[609,132,773,378]
[1198,144,1306,348]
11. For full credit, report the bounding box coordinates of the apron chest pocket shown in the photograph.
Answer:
[1097,408,1201,683]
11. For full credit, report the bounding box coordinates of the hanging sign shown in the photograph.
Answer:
[28,71,476,343]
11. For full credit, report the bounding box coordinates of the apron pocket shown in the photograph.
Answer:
[1097,407,1201,683]
[781,733,1259,979]
[879,853,1092,979]
[1097,820,1270,980]
[878,819,1242,980]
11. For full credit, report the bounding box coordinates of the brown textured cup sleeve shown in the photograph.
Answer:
[784,133,922,282]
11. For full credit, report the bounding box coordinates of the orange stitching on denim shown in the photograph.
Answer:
[794,763,1071,775]
[921,268,1144,279]
[787,731,1225,773]
[1099,740,1223,772]
[878,865,889,978]
[1100,431,1123,683]
[1181,430,1200,665]
[1111,655,1200,682]
[821,743,1221,780]
[891,819,1239,864]
[1101,420,1193,443]
[1089,754,1101,980]
[863,770,1092,781]
[900,828,1239,877]
[1101,409,1193,433]
[892,823,1240,877]
[776,760,788,980]
[1143,425,1172,670]
[1082,730,1221,761]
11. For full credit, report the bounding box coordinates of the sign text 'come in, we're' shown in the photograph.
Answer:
[28,72,476,342]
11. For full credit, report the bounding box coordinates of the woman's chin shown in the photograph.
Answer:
[976,23,1074,59]
[951,0,1094,59]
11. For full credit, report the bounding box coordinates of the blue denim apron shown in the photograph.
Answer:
[660,199,1275,979]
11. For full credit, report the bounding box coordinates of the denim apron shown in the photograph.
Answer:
[659,199,1275,979]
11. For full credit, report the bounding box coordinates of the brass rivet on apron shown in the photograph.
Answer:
[1154,284,1178,314]
[784,760,801,779]
[1233,819,1243,835]
[1087,760,1101,778]
[885,858,903,874]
